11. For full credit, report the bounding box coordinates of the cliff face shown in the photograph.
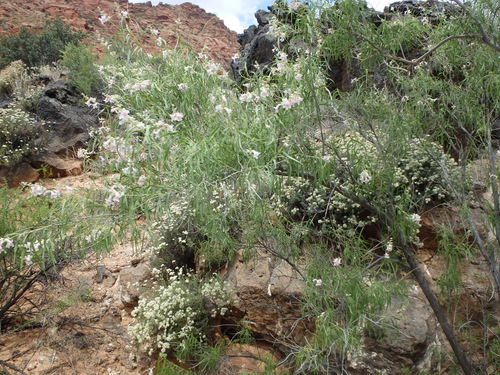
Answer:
[0,0,239,67]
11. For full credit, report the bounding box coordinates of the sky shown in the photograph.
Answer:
[129,1,393,33]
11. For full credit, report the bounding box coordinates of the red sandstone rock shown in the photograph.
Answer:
[0,0,239,68]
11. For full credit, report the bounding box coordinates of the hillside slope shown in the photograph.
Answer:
[0,0,239,66]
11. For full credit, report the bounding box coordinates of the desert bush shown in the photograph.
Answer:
[61,42,103,96]
[0,184,63,329]
[0,17,84,69]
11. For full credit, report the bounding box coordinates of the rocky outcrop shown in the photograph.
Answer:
[223,247,312,351]
[232,1,458,90]
[231,9,276,84]
[116,263,152,309]
[0,80,99,187]
[0,0,239,68]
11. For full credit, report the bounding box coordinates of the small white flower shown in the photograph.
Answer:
[30,184,46,197]
[77,149,89,159]
[250,150,260,159]
[359,170,371,184]
[207,63,219,75]
[240,93,254,103]
[3,238,14,248]
[134,121,146,130]
[313,278,323,287]
[386,243,393,252]
[289,1,302,11]
[260,87,270,98]
[170,112,184,122]
[48,190,61,199]
[121,11,129,18]
[25,255,33,266]
[156,37,164,47]
[137,175,146,186]
[410,213,421,224]
[177,83,188,91]
[384,253,390,259]
[98,15,110,24]
[85,97,98,109]
[333,257,342,267]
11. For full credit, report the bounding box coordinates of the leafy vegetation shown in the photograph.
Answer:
[0,1,499,374]
[61,42,103,96]
[0,17,84,69]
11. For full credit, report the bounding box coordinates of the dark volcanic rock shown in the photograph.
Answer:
[37,81,96,157]
[231,8,277,85]
[233,1,457,90]
[0,80,99,187]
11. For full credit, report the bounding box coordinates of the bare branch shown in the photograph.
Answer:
[363,34,483,67]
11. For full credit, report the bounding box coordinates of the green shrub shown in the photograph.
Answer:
[61,42,103,96]
[0,17,84,69]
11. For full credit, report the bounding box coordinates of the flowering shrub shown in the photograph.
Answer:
[0,104,41,166]
[0,60,26,98]
[0,0,493,372]
[129,268,231,355]
[150,197,202,271]
[277,133,460,232]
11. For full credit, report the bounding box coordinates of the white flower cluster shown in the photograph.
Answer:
[276,132,460,232]
[0,237,14,254]
[104,184,126,208]
[150,197,196,262]
[101,136,133,163]
[275,92,303,110]
[268,16,289,42]
[22,239,46,266]
[129,268,231,355]
[0,106,39,166]
[29,184,62,199]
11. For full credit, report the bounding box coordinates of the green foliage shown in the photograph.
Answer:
[0,17,84,69]
[61,42,103,96]
[435,229,473,303]
[1,0,499,373]
[156,358,195,375]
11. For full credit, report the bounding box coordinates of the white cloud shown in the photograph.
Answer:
[129,0,269,33]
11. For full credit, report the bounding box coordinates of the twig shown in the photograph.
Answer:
[0,360,28,375]
[363,33,483,67]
